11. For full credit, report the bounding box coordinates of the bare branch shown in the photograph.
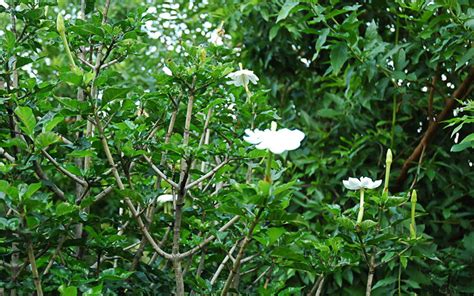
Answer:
[95,115,173,260]
[77,56,95,69]
[143,155,179,189]
[41,149,88,187]
[210,242,239,285]
[0,147,15,162]
[33,160,65,199]
[185,158,230,190]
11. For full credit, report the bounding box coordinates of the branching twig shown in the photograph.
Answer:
[185,158,230,190]
[41,149,88,187]
[143,155,179,189]
[395,67,474,191]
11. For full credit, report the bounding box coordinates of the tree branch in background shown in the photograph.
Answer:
[395,67,474,192]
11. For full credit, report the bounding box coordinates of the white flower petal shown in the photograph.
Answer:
[163,66,173,76]
[366,179,382,189]
[343,177,362,190]
[343,179,360,190]
[157,194,174,203]
[244,127,305,154]
[343,177,382,190]
[227,68,259,87]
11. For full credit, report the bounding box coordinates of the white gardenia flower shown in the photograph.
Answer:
[209,29,224,46]
[244,126,305,154]
[343,177,382,191]
[157,194,174,203]
[163,66,173,76]
[226,64,259,88]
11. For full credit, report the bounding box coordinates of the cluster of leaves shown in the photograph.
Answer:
[0,0,473,295]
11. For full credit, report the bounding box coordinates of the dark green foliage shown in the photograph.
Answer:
[0,0,473,295]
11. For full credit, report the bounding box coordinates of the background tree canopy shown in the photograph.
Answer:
[0,0,473,295]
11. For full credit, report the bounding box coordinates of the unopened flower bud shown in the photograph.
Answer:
[386,149,393,164]
[57,13,66,35]
[411,189,417,203]
[199,48,206,63]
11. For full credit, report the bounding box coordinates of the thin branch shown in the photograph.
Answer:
[315,276,325,296]
[143,155,179,189]
[221,208,263,295]
[27,242,43,296]
[40,149,88,187]
[179,215,241,259]
[0,147,15,162]
[77,56,95,69]
[89,186,113,206]
[42,236,66,276]
[211,242,239,285]
[101,57,124,68]
[95,114,173,260]
[251,266,271,285]
[428,68,439,123]
[395,66,474,191]
[33,160,65,199]
[185,158,230,190]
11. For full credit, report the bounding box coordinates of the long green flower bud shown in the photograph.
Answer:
[409,190,417,239]
[56,13,66,35]
[57,13,77,69]
[383,149,392,193]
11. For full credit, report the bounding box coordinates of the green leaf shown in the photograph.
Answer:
[269,25,280,41]
[330,44,348,75]
[43,116,64,132]
[313,28,329,60]
[317,108,341,118]
[400,256,408,269]
[56,202,78,217]
[360,219,377,231]
[100,268,134,280]
[15,57,34,69]
[451,133,474,152]
[23,183,41,200]
[385,195,407,207]
[102,87,131,104]
[276,0,299,23]
[267,227,286,245]
[83,284,102,296]
[59,285,77,296]
[70,24,104,37]
[372,276,397,290]
[456,48,474,70]
[59,70,83,86]
[68,150,96,158]
[35,132,60,149]
[4,31,16,53]
[14,106,36,136]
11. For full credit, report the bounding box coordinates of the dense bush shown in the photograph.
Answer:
[0,0,473,295]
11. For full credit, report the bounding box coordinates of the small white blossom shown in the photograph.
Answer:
[157,194,174,203]
[163,66,173,76]
[244,125,305,154]
[226,64,259,88]
[0,0,8,8]
[343,177,382,191]
[209,28,224,46]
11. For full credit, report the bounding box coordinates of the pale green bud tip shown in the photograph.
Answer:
[411,190,417,203]
[57,13,65,35]
[386,149,393,164]
[271,121,277,131]
[239,63,243,70]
